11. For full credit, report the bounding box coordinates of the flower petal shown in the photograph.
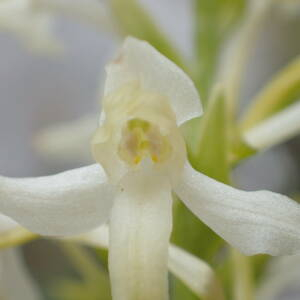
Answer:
[109,171,172,300]
[0,214,37,249]
[175,162,300,256]
[0,0,63,54]
[0,214,19,234]
[71,224,110,249]
[243,100,300,150]
[104,37,202,125]
[0,249,41,300]
[0,164,115,236]
[168,245,224,299]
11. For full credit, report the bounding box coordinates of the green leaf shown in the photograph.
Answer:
[171,199,224,300]
[182,87,230,183]
[54,243,111,300]
[230,128,256,164]
[240,55,300,130]
[170,273,200,300]
[110,0,187,71]
[193,0,246,102]
[171,87,231,299]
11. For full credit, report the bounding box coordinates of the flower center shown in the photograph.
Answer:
[118,118,172,165]
[92,82,186,183]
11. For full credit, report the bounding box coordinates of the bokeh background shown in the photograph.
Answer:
[0,0,299,299]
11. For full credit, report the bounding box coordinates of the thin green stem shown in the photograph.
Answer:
[223,0,271,120]
[230,248,254,300]
[60,242,107,286]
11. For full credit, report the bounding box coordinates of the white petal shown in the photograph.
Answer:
[35,114,97,163]
[168,245,220,298]
[0,164,115,236]
[244,100,300,150]
[0,249,41,300]
[109,171,172,300]
[104,37,202,125]
[175,162,300,256]
[70,224,109,249]
[0,214,18,234]
[0,215,37,250]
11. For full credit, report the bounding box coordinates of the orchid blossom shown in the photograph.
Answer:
[0,0,62,53]
[1,37,300,300]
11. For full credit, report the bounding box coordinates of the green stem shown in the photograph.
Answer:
[230,248,254,300]
[224,0,271,120]
[60,242,107,286]
[60,242,111,299]
[240,55,300,130]
[0,228,38,250]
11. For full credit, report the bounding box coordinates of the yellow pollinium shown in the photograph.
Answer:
[118,118,172,166]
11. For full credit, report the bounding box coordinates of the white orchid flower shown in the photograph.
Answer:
[244,100,300,150]
[1,37,300,300]
[0,0,62,53]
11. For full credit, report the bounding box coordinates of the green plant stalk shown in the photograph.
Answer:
[0,227,38,249]
[240,55,300,130]
[231,248,254,300]
[60,242,110,291]
[224,0,270,120]
[110,0,189,73]
[193,0,246,105]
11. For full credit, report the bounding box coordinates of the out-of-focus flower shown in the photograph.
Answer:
[1,38,300,300]
[244,100,300,150]
[0,0,63,53]
[35,114,96,164]
[34,0,117,33]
